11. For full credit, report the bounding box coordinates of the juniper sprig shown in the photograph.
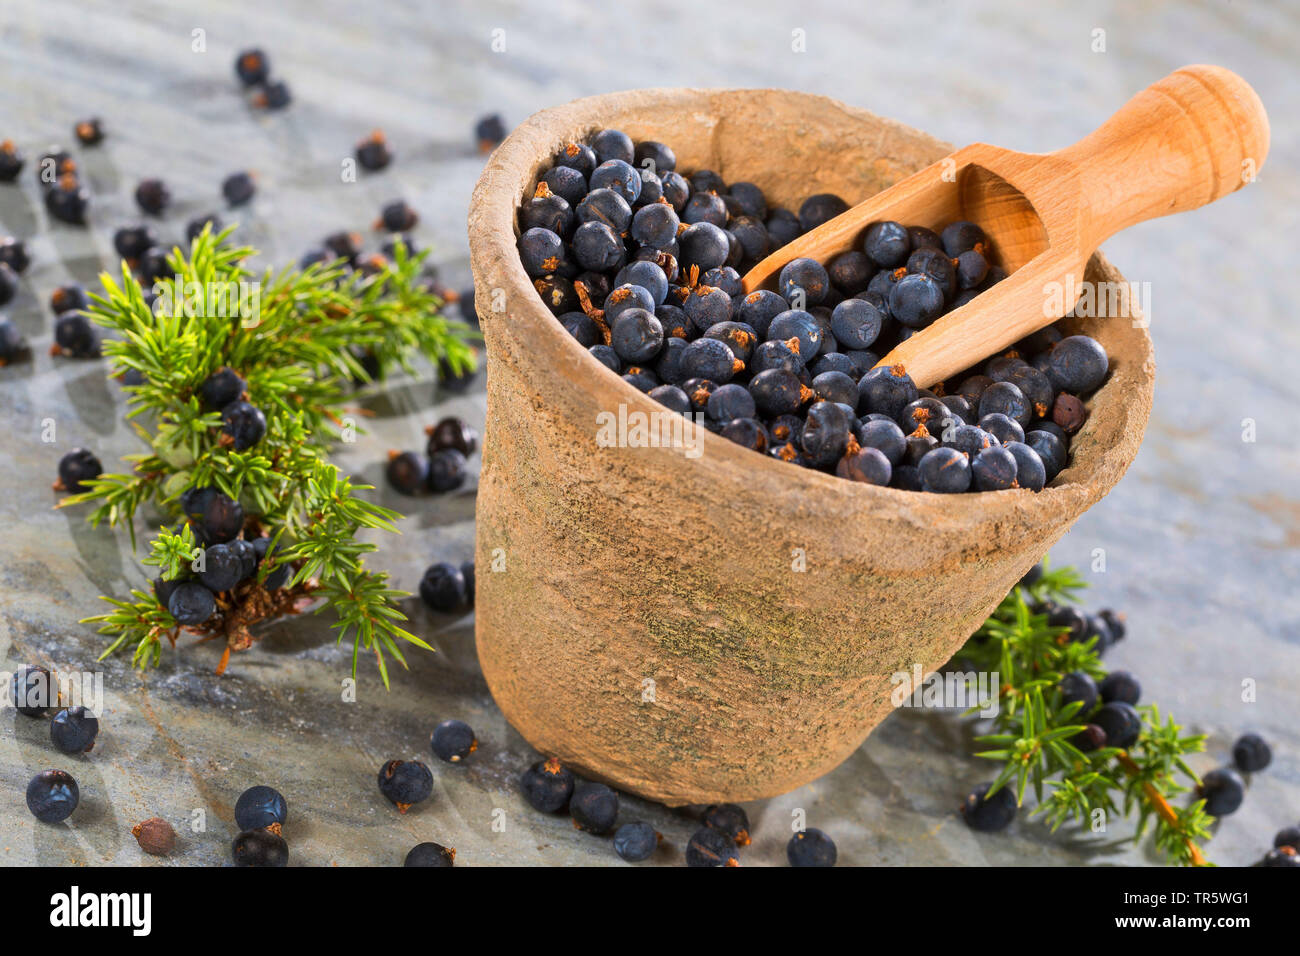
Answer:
[63,227,479,686]
[955,562,1211,866]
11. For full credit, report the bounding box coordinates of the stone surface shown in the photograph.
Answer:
[0,0,1295,866]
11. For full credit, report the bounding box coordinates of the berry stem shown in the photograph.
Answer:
[1116,752,1206,866]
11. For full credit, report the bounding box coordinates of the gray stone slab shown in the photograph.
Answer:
[0,0,1294,866]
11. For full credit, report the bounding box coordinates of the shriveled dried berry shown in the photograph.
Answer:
[1051,393,1088,434]
[132,817,178,855]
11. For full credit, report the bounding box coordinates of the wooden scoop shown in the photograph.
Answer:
[741,65,1269,388]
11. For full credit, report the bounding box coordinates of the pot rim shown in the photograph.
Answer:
[468,87,1154,530]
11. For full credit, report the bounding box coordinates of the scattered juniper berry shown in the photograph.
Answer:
[377,759,434,812]
[961,782,1017,832]
[232,828,288,866]
[56,448,102,492]
[386,450,428,495]
[419,562,468,613]
[427,417,479,457]
[1232,733,1272,773]
[858,365,918,420]
[134,178,170,216]
[11,665,53,717]
[475,114,507,152]
[235,786,288,831]
[685,826,739,867]
[0,140,23,181]
[45,175,89,224]
[405,843,455,867]
[1197,768,1245,817]
[356,130,393,171]
[613,821,660,862]
[521,757,574,813]
[589,129,634,165]
[431,719,478,763]
[1274,827,1300,851]
[222,171,256,206]
[702,803,751,846]
[49,706,98,755]
[787,828,837,867]
[570,782,619,835]
[234,49,269,85]
[27,770,79,823]
[778,257,830,305]
[890,273,945,328]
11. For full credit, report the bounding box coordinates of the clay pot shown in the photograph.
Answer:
[468,89,1153,806]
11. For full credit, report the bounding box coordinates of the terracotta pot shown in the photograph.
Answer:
[468,89,1153,806]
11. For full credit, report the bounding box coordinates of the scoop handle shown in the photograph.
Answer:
[1055,64,1268,251]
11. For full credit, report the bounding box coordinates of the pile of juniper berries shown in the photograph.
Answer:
[517,128,1112,494]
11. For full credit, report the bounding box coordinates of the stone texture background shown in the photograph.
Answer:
[0,0,1294,865]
